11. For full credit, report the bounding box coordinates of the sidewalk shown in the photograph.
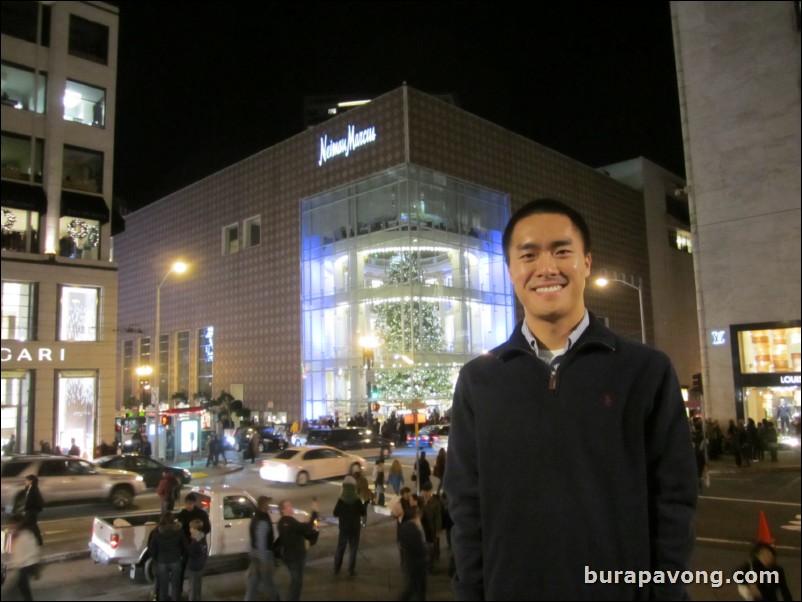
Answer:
[705,445,802,475]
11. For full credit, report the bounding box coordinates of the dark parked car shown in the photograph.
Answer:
[235,426,289,453]
[94,454,192,489]
[306,427,394,458]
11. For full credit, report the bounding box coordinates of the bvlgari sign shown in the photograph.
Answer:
[318,124,377,166]
[2,346,67,362]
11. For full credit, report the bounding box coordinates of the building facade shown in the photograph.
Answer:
[1,1,119,455]
[672,1,801,426]
[603,157,701,399]
[115,85,695,436]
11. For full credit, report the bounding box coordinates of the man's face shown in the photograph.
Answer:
[507,213,591,331]
[281,501,293,516]
[184,500,195,511]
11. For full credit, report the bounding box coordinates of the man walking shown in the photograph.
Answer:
[445,198,697,600]
[244,496,280,601]
[277,498,319,601]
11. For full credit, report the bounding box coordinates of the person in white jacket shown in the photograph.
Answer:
[5,514,41,601]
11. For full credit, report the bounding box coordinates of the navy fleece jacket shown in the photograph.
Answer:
[444,313,698,601]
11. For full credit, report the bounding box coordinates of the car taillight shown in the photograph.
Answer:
[431,436,439,442]
[110,533,119,549]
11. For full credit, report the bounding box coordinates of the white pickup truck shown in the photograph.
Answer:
[88,485,300,582]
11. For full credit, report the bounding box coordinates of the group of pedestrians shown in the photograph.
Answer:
[147,492,211,601]
[244,496,320,601]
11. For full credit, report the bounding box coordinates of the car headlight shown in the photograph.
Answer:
[135,475,144,481]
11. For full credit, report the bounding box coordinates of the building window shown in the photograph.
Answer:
[1,62,46,113]
[669,228,693,253]
[0,2,49,46]
[1,281,37,341]
[2,132,44,182]
[1,369,33,454]
[176,331,190,395]
[57,285,99,341]
[243,215,261,248]
[158,333,169,403]
[56,370,97,458]
[68,15,108,65]
[122,340,134,406]
[2,207,41,253]
[222,223,239,255]
[197,326,214,399]
[57,216,100,259]
[63,80,105,127]
[63,145,103,193]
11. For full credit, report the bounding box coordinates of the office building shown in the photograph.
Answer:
[1,1,119,455]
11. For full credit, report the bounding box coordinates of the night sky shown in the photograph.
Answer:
[113,1,683,212]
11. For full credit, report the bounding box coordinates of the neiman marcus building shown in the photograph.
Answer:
[115,86,689,426]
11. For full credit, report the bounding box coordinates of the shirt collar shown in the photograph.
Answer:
[521,310,590,364]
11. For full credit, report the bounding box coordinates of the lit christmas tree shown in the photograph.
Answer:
[371,252,454,402]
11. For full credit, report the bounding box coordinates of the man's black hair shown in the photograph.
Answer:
[502,198,591,265]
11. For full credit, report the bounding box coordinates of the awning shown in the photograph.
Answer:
[61,190,109,224]
[1,180,47,213]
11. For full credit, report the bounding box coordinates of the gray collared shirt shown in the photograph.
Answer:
[521,310,590,367]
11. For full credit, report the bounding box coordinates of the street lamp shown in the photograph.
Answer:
[359,334,378,426]
[152,260,188,460]
[135,365,153,410]
[595,271,646,344]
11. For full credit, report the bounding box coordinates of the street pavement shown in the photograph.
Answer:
[18,447,802,600]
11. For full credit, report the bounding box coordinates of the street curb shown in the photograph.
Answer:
[42,549,91,564]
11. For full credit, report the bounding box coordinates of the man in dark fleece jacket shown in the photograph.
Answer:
[444,199,697,601]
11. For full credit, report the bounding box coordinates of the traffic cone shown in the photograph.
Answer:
[757,510,774,544]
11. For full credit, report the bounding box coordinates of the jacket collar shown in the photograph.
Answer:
[493,311,617,362]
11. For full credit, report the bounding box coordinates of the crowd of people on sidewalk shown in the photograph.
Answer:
[690,410,801,469]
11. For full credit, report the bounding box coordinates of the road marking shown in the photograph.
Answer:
[699,495,801,507]
[781,513,801,532]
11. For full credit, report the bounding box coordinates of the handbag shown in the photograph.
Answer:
[411,472,417,482]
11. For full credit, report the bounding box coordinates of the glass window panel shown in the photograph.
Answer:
[57,216,100,259]
[222,223,239,255]
[56,370,97,457]
[63,80,105,127]
[2,281,36,341]
[2,207,40,253]
[244,215,261,248]
[68,15,108,64]
[122,340,134,405]
[62,146,103,193]
[57,285,98,341]
[0,61,46,113]
[176,331,190,395]
[1,132,44,182]
[739,328,801,374]
[197,326,214,399]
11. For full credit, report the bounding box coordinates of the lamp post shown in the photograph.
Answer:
[152,260,188,460]
[135,365,153,411]
[595,271,646,344]
[359,335,378,426]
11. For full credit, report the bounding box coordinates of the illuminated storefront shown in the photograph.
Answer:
[731,321,801,427]
[301,165,513,418]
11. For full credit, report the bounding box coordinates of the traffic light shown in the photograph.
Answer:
[370,385,380,399]
[160,415,171,427]
[371,402,380,412]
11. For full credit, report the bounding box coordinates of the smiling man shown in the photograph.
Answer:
[444,199,698,600]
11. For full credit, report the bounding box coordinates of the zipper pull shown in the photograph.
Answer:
[549,368,557,392]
